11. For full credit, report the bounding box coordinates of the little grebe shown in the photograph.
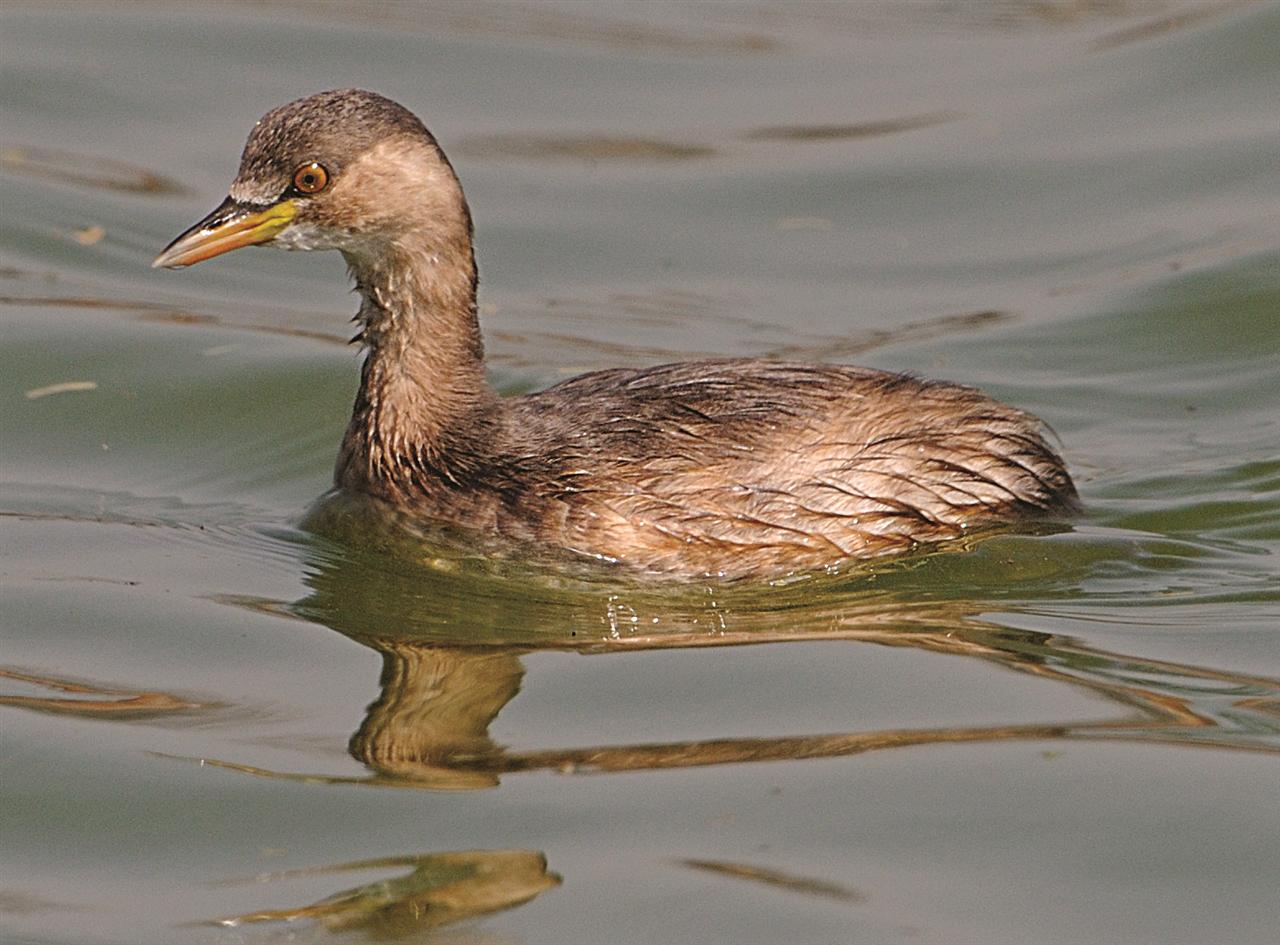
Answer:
[155,89,1076,577]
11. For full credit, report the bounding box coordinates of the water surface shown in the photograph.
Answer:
[2,3,1278,944]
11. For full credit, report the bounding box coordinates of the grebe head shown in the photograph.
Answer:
[152,88,469,271]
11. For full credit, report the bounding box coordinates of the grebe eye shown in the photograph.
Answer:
[292,162,329,194]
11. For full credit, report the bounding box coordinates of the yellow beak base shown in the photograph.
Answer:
[152,197,297,269]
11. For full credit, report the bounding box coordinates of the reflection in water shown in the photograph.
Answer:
[493,295,1011,369]
[0,667,213,720]
[252,0,778,55]
[2,283,1010,375]
[743,111,958,141]
[190,517,1280,792]
[457,111,955,166]
[459,133,714,162]
[0,143,187,194]
[679,858,865,903]
[350,645,523,790]
[0,889,93,917]
[0,292,351,346]
[186,622,1280,791]
[210,850,559,935]
[6,522,1277,936]
[1089,3,1246,51]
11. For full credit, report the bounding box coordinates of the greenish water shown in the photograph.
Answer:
[2,3,1278,944]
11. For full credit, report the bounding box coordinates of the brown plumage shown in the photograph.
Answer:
[155,89,1076,578]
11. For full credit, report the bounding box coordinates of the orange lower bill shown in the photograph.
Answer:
[152,197,297,269]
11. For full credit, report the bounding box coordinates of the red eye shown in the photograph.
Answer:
[292,162,329,194]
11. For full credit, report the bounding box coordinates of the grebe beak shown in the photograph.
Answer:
[152,196,297,269]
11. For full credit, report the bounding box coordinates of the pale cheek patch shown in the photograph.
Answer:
[271,221,331,251]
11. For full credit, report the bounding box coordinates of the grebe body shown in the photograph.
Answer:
[155,90,1076,577]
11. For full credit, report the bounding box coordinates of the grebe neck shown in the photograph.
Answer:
[337,236,501,495]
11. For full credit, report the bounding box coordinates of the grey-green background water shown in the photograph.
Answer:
[2,2,1278,943]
